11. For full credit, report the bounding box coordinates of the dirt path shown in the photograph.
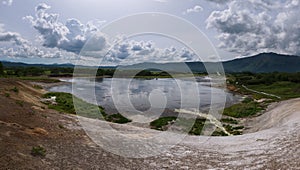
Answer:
[242,85,281,99]
[0,78,299,169]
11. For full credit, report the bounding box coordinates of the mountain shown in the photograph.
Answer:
[1,53,300,73]
[124,53,300,73]
[0,61,74,68]
[223,53,300,73]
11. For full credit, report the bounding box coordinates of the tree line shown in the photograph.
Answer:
[231,72,300,85]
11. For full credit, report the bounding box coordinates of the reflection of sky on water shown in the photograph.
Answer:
[50,78,241,115]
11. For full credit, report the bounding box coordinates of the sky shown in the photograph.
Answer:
[0,0,300,65]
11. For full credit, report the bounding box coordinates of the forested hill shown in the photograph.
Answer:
[125,53,300,73]
[223,53,300,73]
[1,52,300,73]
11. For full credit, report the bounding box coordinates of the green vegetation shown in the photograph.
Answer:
[58,124,65,129]
[0,61,4,76]
[103,113,132,124]
[225,72,300,119]
[212,130,229,136]
[10,86,19,93]
[4,66,73,77]
[15,100,24,107]
[43,92,131,123]
[4,92,10,97]
[19,77,60,83]
[187,119,208,135]
[228,72,300,100]
[31,146,46,157]
[150,117,177,130]
[1,61,208,80]
[43,92,105,118]
[149,116,243,136]
[224,125,243,135]
[211,124,244,136]
[248,81,300,100]
[33,84,43,89]
[221,118,238,124]
[223,100,265,118]
[150,116,207,135]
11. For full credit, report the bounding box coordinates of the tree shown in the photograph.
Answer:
[0,61,4,76]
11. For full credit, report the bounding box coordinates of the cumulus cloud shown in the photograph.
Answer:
[0,23,27,46]
[0,32,27,45]
[24,3,105,54]
[0,22,74,59]
[206,0,300,56]
[184,5,203,14]
[20,3,198,65]
[1,0,13,6]
[100,40,197,65]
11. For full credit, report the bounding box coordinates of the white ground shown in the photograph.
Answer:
[68,98,300,169]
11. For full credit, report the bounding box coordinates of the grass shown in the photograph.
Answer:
[187,119,207,135]
[104,113,132,124]
[20,77,60,83]
[248,81,300,100]
[221,118,238,124]
[31,146,46,157]
[149,116,239,136]
[212,130,229,136]
[150,117,177,130]
[223,101,264,118]
[43,92,131,123]
[223,81,300,119]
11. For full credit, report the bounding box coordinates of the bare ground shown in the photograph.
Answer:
[0,78,299,169]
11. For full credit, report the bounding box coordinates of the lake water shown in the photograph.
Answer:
[49,77,241,118]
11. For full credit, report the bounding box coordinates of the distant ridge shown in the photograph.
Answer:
[1,53,300,73]
[223,53,300,73]
[124,53,300,73]
[0,61,74,68]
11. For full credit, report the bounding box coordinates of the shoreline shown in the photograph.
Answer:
[32,81,71,90]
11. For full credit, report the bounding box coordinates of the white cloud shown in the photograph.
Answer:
[1,0,13,6]
[0,22,76,60]
[0,32,27,45]
[0,23,28,46]
[184,5,203,15]
[18,3,199,65]
[100,40,197,65]
[24,3,106,54]
[206,0,300,56]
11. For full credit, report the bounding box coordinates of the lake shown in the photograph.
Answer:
[49,77,241,118]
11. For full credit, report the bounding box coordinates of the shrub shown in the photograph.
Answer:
[104,113,132,124]
[10,86,19,93]
[150,117,177,130]
[15,100,24,107]
[4,93,10,97]
[221,118,238,124]
[31,146,46,157]
[58,124,65,129]
[33,84,43,89]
